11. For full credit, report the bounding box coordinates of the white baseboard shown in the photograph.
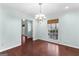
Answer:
[0,43,21,52]
[36,39,79,49]
[0,39,78,52]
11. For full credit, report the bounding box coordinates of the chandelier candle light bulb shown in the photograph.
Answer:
[35,3,46,22]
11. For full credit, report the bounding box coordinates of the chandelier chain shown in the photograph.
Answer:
[39,3,42,14]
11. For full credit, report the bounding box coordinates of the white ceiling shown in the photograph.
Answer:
[1,3,79,19]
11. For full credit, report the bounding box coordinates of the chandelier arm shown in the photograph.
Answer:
[35,3,46,22]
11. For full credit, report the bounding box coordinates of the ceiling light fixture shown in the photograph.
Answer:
[65,6,69,9]
[35,3,46,22]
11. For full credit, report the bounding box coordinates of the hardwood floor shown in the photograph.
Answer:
[0,38,79,56]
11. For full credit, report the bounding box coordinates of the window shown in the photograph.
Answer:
[28,22,31,32]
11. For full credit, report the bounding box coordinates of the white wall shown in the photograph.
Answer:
[34,19,60,43]
[59,12,79,48]
[0,4,34,52]
[0,4,22,52]
[33,19,37,40]
[0,6,2,48]
[35,12,79,48]
[35,20,48,40]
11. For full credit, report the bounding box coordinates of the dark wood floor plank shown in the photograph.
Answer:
[0,37,79,56]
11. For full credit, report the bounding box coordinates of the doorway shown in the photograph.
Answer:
[21,19,33,44]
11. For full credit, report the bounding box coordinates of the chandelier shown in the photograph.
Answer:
[35,3,46,22]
